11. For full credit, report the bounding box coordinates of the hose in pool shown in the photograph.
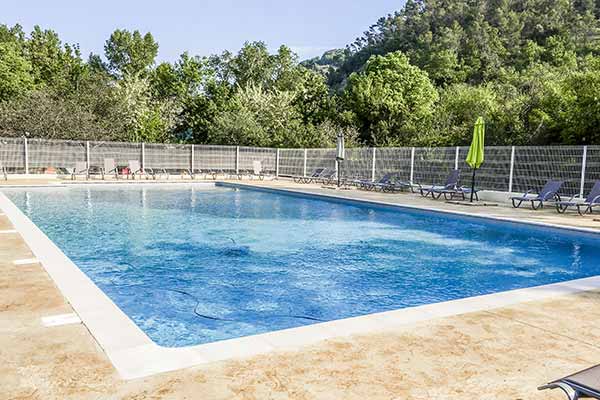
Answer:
[119,264,324,323]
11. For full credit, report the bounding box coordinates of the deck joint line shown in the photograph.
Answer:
[42,313,82,327]
[0,229,18,234]
[13,258,40,266]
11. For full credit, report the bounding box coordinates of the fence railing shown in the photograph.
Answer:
[0,137,597,196]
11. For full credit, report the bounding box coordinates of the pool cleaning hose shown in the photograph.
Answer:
[142,285,324,323]
[122,276,324,323]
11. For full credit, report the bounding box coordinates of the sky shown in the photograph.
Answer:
[4,0,403,62]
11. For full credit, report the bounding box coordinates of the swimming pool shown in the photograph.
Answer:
[4,184,600,348]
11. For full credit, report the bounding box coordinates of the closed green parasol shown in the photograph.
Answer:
[465,117,485,202]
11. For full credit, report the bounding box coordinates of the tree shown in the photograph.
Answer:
[104,29,158,77]
[343,51,438,145]
[0,42,34,101]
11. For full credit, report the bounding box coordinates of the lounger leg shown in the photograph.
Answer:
[511,198,522,208]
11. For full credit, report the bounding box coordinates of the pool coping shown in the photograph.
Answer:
[2,182,600,380]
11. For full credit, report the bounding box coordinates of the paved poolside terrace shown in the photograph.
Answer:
[2,176,600,399]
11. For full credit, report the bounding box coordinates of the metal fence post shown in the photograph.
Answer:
[86,141,90,168]
[235,146,240,174]
[275,149,280,177]
[371,148,376,181]
[580,145,588,197]
[508,146,516,193]
[410,147,415,183]
[24,137,29,175]
[141,142,145,172]
[303,149,307,177]
[191,144,195,172]
[454,146,460,170]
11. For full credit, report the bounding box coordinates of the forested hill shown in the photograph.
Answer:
[307,0,600,89]
[2,1,600,147]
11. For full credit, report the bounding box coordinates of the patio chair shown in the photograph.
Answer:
[556,180,600,215]
[293,168,325,184]
[251,161,265,181]
[539,364,600,400]
[360,173,397,191]
[317,168,337,185]
[511,180,563,209]
[101,158,119,180]
[127,160,143,180]
[1,161,6,181]
[187,168,217,180]
[417,169,461,199]
[71,161,89,180]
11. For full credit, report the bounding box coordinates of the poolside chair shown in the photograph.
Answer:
[539,364,600,399]
[317,168,337,185]
[251,161,265,181]
[555,180,600,215]
[1,161,6,181]
[511,180,563,209]
[187,168,217,180]
[101,158,119,180]
[144,165,169,180]
[71,161,89,180]
[127,160,143,180]
[358,173,396,191]
[417,169,461,199]
[293,168,325,184]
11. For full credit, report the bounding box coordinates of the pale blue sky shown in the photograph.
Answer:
[4,0,403,62]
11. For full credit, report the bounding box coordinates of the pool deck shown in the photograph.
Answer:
[2,177,600,399]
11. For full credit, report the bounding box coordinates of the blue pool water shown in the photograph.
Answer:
[4,184,600,347]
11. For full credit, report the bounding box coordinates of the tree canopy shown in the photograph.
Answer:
[1,0,600,147]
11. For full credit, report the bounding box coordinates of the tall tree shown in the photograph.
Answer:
[104,29,158,77]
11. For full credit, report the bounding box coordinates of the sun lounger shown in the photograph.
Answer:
[317,168,337,185]
[293,168,325,184]
[188,168,218,180]
[555,180,600,215]
[358,173,396,191]
[71,161,89,180]
[101,158,119,180]
[251,161,265,180]
[127,160,143,180]
[539,364,600,399]
[418,169,461,199]
[511,180,563,209]
[1,161,6,180]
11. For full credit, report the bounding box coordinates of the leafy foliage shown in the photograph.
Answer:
[1,0,600,147]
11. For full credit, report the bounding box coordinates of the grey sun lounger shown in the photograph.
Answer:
[71,161,89,180]
[358,173,396,191]
[539,364,600,399]
[418,169,461,199]
[556,180,600,215]
[1,161,7,181]
[101,158,119,180]
[511,180,564,209]
[317,168,337,185]
[293,168,326,184]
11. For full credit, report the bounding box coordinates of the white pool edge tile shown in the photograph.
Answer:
[2,187,600,380]
[42,313,82,327]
